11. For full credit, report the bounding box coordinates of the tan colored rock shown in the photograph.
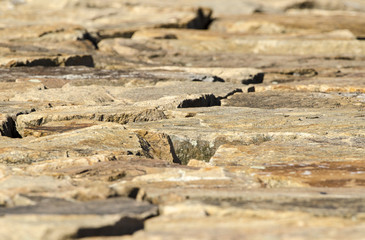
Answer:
[256,84,365,93]
[0,123,175,164]
[134,130,180,163]
[128,211,365,240]
[15,105,167,137]
[160,38,365,56]
[127,105,365,164]
[0,1,365,239]
[24,154,113,174]
[187,159,211,167]
[132,167,230,183]
[106,81,251,103]
[132,28,224,41]
[0,82,45,101]
[0,197,157,240]
[0,24,86,42]
[222,90,365,108]
[14,81,253,137]
[10,84,114,105]
[141,66,263,84]
[98,40,140,56]
[210,13,365,37]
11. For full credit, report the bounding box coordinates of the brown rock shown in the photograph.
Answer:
[1,1,365,239]
[0,123,176,164]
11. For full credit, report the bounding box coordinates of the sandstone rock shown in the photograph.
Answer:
[0,123,176,164]
[15,105,167,137]
[210,13,365,37]
[10,84,114,105]
[132,167,230,183]
[1,0,365,239]
[222,90,365,108]
[160,38,365,56]
[209,139,365,167]
[128,105,365,159]
[132,28,226,41]
[128,211,365,240]
[141,66,264,84]
[187,159,211,168]
[0,24,86,43]
[105,81,252,104]
[14,81,253,138]
[0,197,157,240]
[0,82,45,101]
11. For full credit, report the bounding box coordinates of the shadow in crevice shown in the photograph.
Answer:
[187,8,214,30]
[72,217,144,238]
[0,116,22,138]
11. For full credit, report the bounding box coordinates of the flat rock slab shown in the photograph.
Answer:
[0,123,174,164]
[1,0,365,239]
[159,38,365,56]
[24,156,180,181]
[127,213,365,240]
[127,106,365,163]
[0,197,157,240]
[222,90,365,109]
[210,13,365,37]
[254,160,365,188]
[0,197,156,216]
[15,105,167,137]
[14,81,252,138]
[0,2,212,41]
[117,179,365,218]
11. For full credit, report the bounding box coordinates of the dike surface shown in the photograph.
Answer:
[0,0,365,239]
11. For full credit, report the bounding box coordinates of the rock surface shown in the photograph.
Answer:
[0,0,365,239]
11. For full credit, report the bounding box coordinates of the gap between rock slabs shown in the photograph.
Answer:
[71,216,148,238]
[0,116,22,138]
[1,196,160,239]
[78,7,214,50]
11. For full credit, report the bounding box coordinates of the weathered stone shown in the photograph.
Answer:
[0,123,176,164]
[209,139,365,166]
[127,210,365,240]
[222,90,365,108]
[141,66,263,84]
[0,197,157,240]
[0,82,45,101]
[132,166,231,183]
[1,0,365,239]
[10,84,114,105]
[0,24,86,43]
[127,105,365,164]
[210,13,365,37]
[15,105,167,137]
[159,38,365,56]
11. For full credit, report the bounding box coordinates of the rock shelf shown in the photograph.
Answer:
[0,0,365,239]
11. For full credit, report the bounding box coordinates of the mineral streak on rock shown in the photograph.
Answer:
[1,0,365,239]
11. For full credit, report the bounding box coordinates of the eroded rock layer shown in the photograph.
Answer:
[0,0,365,239]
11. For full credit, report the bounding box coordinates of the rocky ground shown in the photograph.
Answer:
[0,0,365,239]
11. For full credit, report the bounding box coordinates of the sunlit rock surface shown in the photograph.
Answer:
[0,0,365,239]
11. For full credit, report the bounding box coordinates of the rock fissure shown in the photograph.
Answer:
[0,116,21,138]
[71,216,146,238]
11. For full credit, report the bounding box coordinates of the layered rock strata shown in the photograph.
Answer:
[0,0,365,239]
